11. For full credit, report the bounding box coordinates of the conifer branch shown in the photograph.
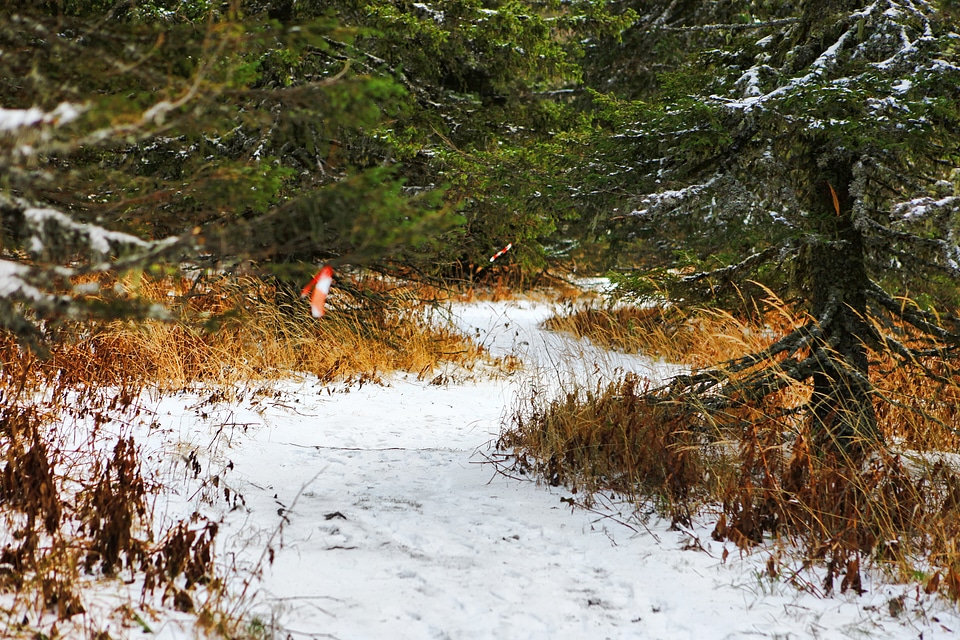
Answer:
[678,244,786,298]
[866,281,960,345]
[646,18,801,33]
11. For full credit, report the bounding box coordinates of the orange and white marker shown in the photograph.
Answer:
[475,242,515,274]
[489,242,513,263]
[301,265,334,318]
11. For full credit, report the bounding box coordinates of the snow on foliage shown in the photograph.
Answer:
[23,206,152,257]
[893,195,960,221]
[0,260,42,301]
[633,0,957,239]
[715,0,940,114]
[0,196,183,340]
[628,175,722,218]
[585,0,960,455]
[0,102,82,132]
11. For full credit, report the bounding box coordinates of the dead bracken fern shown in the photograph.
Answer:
[507,295,960,603]
[711,399,960,599]
[0,271,486,637]
[0,385,223,637]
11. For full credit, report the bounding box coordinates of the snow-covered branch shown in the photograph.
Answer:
[679,244,786,298]
[717,20,858,110]
[716,0,942,110]
[860,195,960,277]
[0,196,193,344]
[2,196,188,266]
[644,17,801,33]
[628,174,722,218]
[0,102,83,132]
[891,195,959,221]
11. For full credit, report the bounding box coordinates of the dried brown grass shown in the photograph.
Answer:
[543,298,802,367]
[0,384,224,637]
[502,373,722,524]
[4,272,484,390]
[506,294,960,602]
[0,271,488,637]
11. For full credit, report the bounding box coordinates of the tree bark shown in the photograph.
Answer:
[807,177,881,455]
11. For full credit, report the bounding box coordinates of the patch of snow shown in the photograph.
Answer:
[630,176,722,218]
[0,101,82,132]
[0,260,42,300]
[412,2,445,23]
[571,276,617,295]
[735,66,763,98]
[24,206,151,255]
[754,34,774,48]
[893,195,959,220]
[851,1,881,20]
[891,78,912,93]
[11,297,960,638]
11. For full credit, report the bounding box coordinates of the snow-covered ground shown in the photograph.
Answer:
[24,297,960,638]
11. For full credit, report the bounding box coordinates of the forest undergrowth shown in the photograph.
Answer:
[7,270,960,636]
[0,271,489,638]
[504,295,960,605]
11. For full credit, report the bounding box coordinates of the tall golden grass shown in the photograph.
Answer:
[0,271,488,638]
[2,272,485,391]
[542,298,801,366]
[506,295,960,601]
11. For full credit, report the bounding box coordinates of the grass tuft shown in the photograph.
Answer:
[0,271,486,637]
[3,272,484,390]
[543,300,799,367]
[501,373,717,525]
[506,295,960,601]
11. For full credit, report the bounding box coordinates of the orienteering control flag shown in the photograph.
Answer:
[490,243,512,263]
[301,265,334,318]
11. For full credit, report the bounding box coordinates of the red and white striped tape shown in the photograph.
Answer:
[301,265,334,318]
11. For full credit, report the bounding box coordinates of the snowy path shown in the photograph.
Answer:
[141,299,960,639]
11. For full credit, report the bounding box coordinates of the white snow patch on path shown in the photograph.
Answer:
[128,298,960,639]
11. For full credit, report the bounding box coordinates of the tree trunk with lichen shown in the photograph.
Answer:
[807,177,881,455]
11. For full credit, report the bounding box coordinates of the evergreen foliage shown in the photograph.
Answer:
[573,0,960,452]
[1,0,619,346]
[3,0,960,457]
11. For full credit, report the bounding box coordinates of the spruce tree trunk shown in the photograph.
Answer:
[808,179,881,454]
